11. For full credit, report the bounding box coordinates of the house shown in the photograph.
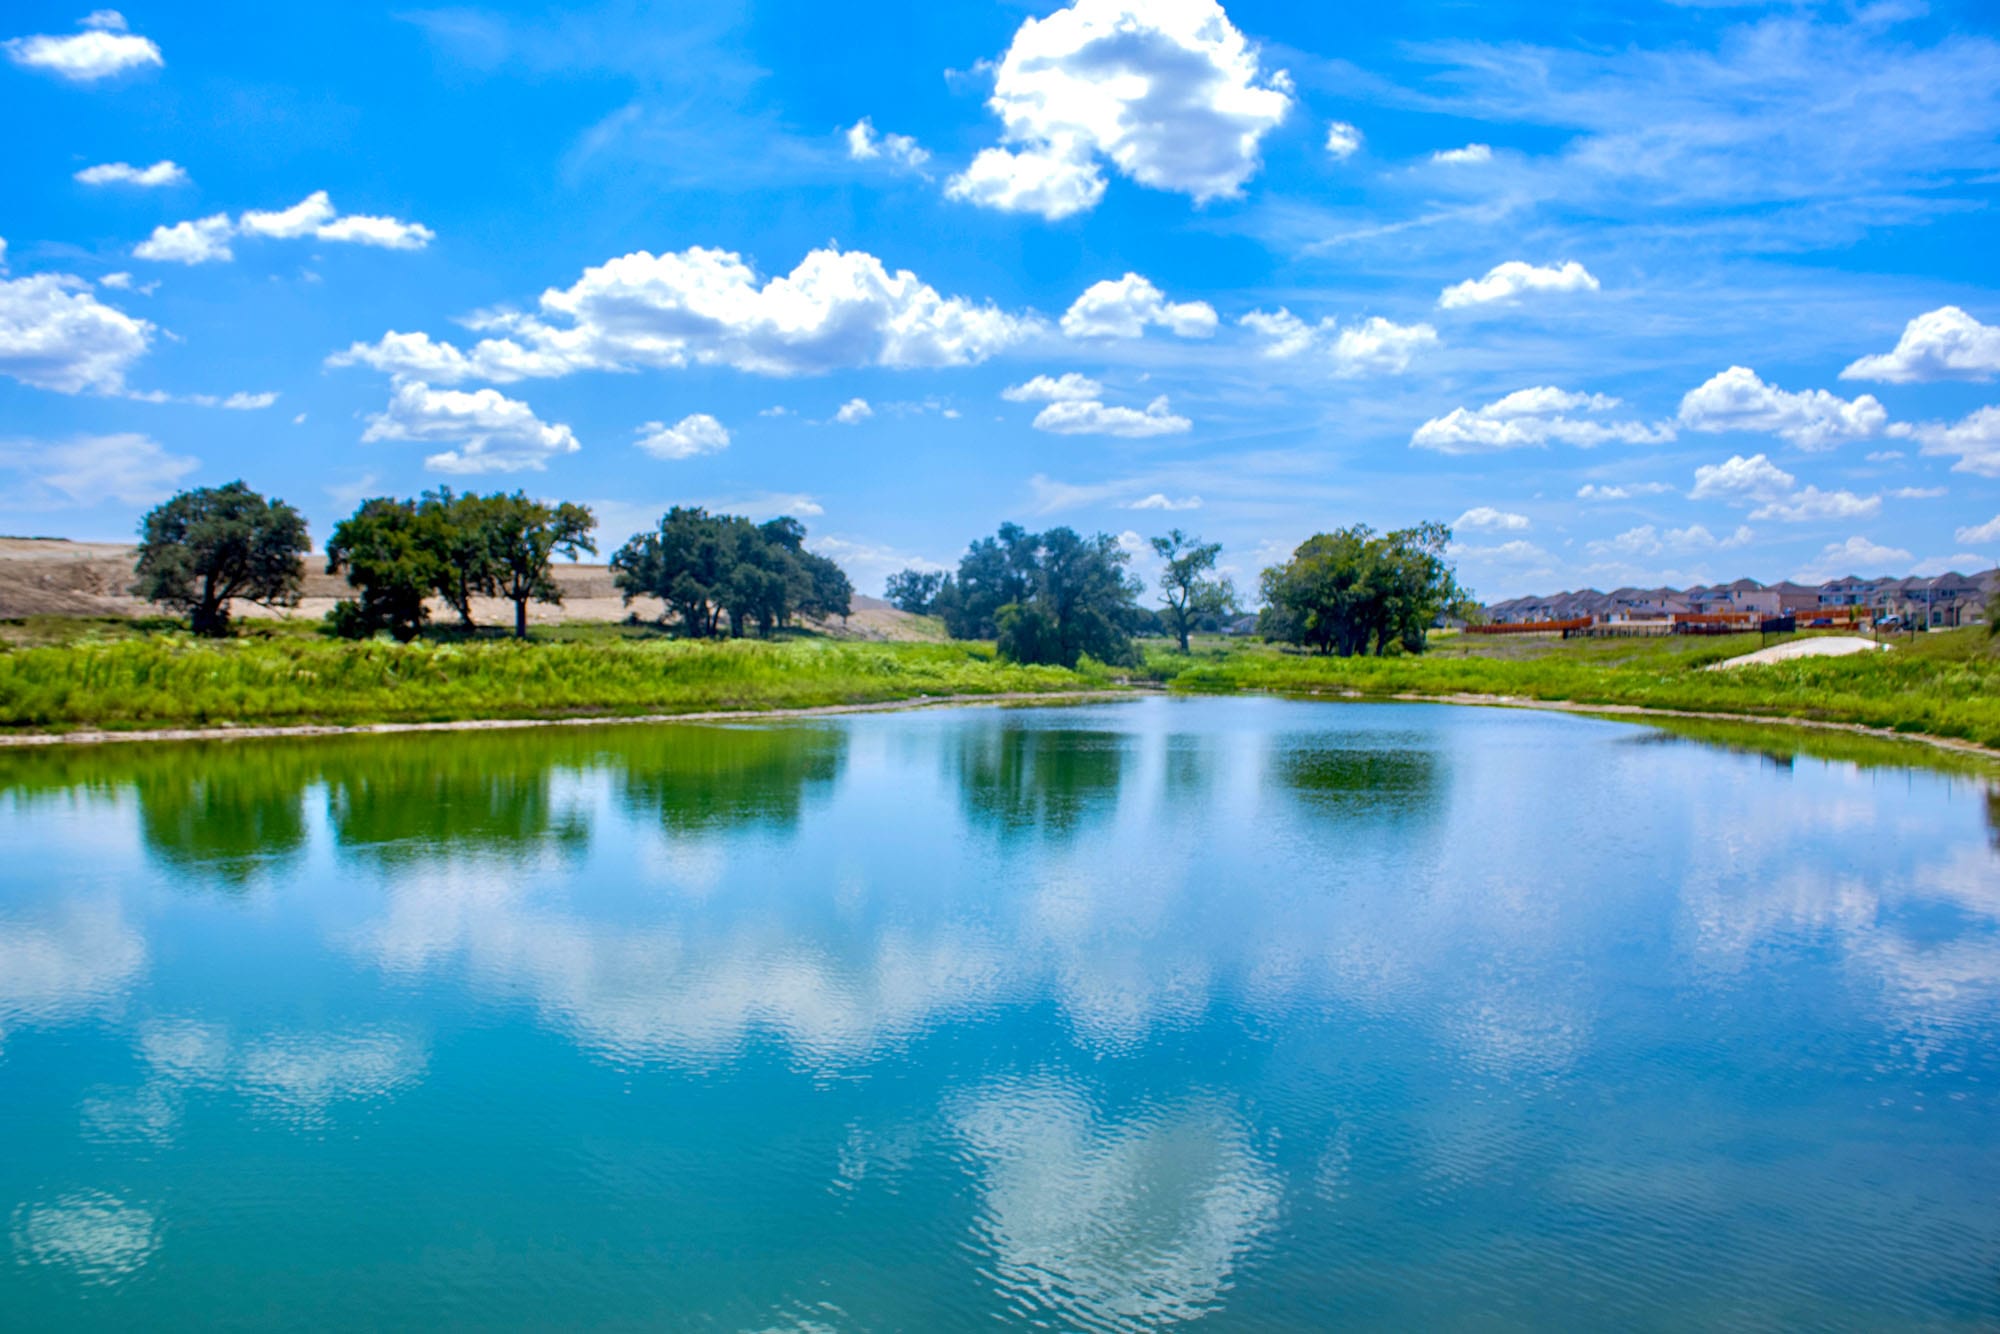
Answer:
[1768,581,1821,615]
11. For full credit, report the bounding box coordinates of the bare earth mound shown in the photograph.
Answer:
[1707,636,1889,670]
[0,538,943,642]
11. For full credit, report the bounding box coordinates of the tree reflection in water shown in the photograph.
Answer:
[950,721,1127,839]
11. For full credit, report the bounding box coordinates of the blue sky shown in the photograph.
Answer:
[3,0,1999,600]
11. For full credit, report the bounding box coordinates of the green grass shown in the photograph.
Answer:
[3,616,1995,749]
[0,633,1114,732]
[1144,627,2000,749]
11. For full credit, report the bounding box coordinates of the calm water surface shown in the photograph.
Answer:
[1,697,1997,1330]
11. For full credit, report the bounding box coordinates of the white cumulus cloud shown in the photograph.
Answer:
[1062,273,1217,339]
[1333,317,1440,377]
[362,381,580,474]
[1954,514,2000,545]
[332,245,1038,382]
[1439,260,1599,310]
[1794,536,1915,584]
[1413,387,1671,453]
[1889,406,2000,477]
[138,193,435,263]
[1003,373,1104,402]
[946,0,1292,219]
[1841,306,2000,383]
[1454,506,1530,532]
[1688,453,1796,502]
[1678,366,1887,450]
[5,11,161,82]
[0,264,154,394]
[834,397,873,425]
[1125,493,1202,510]
[1238,308,1333,359]
[133,214,235,264]
[1747,486,1880,523]
[1586,523,1753,558]
[74,159,187,188]
[313,213,436,250]
[1576,481,1674,501]
[1324,121,1363,160]
[634,413,729,460]
[1432,143,1493,164]
[845,117,930,173]
[1033,394,1191,438]
[238,191,337,239]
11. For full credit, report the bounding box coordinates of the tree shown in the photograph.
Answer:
[1150,528,1237,653]
[611,507,851,638]
[885,568,945,615]
[1257,522,1462,657]
[416,487,501,629]
[132,481,310,636]
[481,493,596,638]
[325,497,443,641]
[946,524,1142,667]
[941,522,1040,639]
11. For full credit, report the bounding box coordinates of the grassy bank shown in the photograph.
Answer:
[3,617,1995,749]
[0,631,1109,732]
[1151,628,2000,749]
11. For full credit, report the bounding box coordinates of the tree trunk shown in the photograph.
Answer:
[514,596,528,639]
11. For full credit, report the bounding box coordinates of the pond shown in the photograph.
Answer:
[1,697,1996,1330]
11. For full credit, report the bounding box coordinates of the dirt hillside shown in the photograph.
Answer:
[0,538,943,641]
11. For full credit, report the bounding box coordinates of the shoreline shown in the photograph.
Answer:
[0,689,1144,748]
[0,685,1994,763]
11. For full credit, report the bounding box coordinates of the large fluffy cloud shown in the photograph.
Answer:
[1413,387,1671,453]
[1438,260,1599,309]
[4,11,160,82]
[333,245,1039,382]
[136,192,435,264]
[1061,273,1216,339]
[361,381,580,474]
[0,260,154,394]
[1678,366,1887,450]
[945,0,1292,220]
[1841,306,2000,383]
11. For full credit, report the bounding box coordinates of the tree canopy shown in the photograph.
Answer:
[937,524,1143,667]
[325,497,443,641]
[610,507,851,637]
[1150,528,1238,652]
[1257,522,1460,656]
[884,568,946,616]
[132,481,310,636]
[484,494,597,639]
[324,488,593,640]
